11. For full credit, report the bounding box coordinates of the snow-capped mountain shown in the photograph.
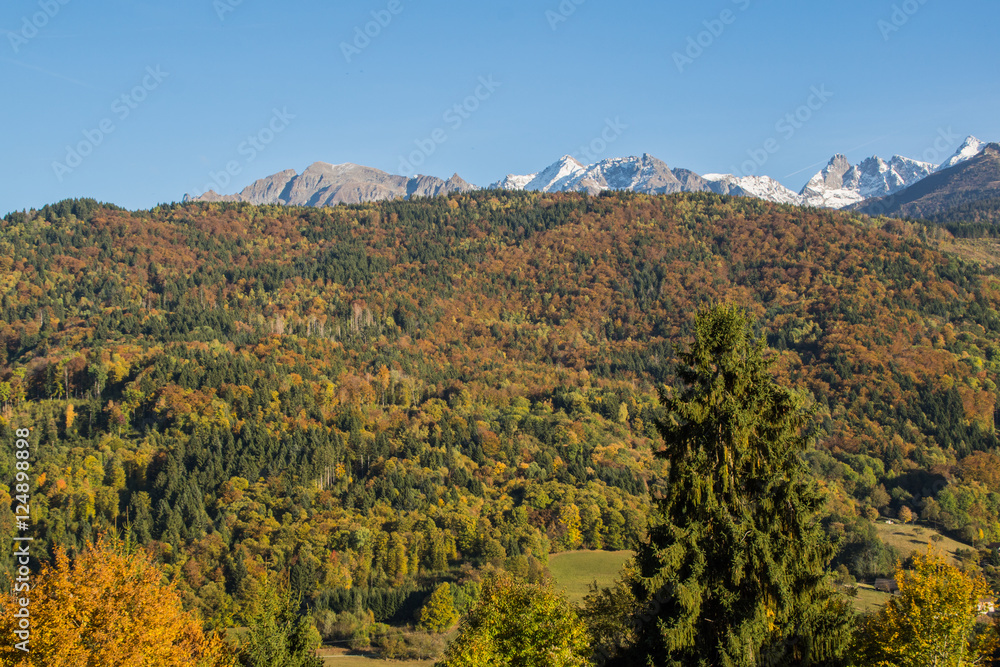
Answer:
[578,155,703,194]
[855,142,1000,219]
[491,154,707,196]
[799,154,936,209]
[936,136,986,172]
[702,174,803,206]
[495,154,825,207]
[797,137,986,209]
[798,155,857,208]
[492,155,588,192]
[492,139,987,210]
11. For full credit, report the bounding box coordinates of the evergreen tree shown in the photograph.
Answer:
[236,574,321,667]
[631,305,852,666]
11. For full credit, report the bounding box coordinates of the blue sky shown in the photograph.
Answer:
[2,0,998,213]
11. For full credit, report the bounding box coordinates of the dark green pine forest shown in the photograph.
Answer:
[2,190,1000,662]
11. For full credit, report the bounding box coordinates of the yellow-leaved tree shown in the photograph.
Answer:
[0,534,233,667]
[437,573,590,667]
[852,548,998,666]
[418,582,458,633]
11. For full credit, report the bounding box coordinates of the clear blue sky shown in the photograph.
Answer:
[2,0,999,213]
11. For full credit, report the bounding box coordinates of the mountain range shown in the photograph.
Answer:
[185,161,474,207]
[184,136,989,216]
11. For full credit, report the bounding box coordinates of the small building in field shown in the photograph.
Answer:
[874,578,899,594]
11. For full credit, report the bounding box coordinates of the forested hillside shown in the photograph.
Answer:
[1,191,998,635]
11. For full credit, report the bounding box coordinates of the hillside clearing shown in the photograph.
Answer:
[874,521,973,565]
[548,550,634,604]
[317,647,435,665]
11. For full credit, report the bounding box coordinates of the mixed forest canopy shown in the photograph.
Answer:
[1,190,999,651]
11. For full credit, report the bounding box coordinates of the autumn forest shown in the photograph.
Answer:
[2,190,999,664]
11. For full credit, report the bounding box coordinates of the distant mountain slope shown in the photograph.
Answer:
[489,138,987,210]
[185,162,475,206]
[798,138,985,209]
[495,156,805,204]
[854,143,1000,220]
[925,198,1000,232]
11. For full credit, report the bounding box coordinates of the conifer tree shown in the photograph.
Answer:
[631,305,852,666]
[236,573,321,667]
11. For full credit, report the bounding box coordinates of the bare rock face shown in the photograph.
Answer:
[670,168,715,194]
[817,154,854,190]
[237,169,298,204]
[184,162,475,207]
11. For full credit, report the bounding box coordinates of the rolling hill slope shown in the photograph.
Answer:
[2,191,999,621]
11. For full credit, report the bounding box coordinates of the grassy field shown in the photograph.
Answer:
[548,550,634,604]
[874,521,972,564]
[850,584,893,613]
[314,629,455,665]
[317,647,435,665]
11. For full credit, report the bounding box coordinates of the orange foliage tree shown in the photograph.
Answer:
[0,535,232,667]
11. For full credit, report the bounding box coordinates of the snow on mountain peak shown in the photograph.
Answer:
[702,174,804,206]
[492,155,585,192]
[937,136,986,172]
[491,154,683,195]
[490,134,989,210]
[799,150,936,208]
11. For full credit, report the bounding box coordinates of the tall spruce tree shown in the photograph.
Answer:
[631,305,851,666]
